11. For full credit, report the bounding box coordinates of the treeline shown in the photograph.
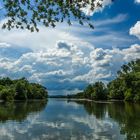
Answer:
[68,59,140,102]
[0,77,48,101]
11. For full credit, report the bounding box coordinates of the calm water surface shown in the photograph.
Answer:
[0,99,140,140]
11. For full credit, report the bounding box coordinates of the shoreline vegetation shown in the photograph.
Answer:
[0,59,140,102]
[0,77,48,101]
[50,59,140,102]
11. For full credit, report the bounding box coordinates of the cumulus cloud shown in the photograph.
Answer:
[73,44,140,83]
[0,15,139,92]
[130,21,140,39]
[0,41,91,90]
[0,41,140,91]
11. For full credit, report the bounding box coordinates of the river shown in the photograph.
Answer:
[0,99,140,140]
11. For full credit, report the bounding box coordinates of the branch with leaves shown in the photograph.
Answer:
[0,0,112,32]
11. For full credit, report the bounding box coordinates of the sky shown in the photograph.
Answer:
[0,0,140,94]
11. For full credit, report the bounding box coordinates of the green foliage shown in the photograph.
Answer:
[73,59,140,102]
[69,82,108,100]
[15,81,28,100]
[84,84,93,98]
[124,89,133,101]
[108,79,125,100]
[0,77,13,86]
[0,0,108,32]
[28,83,48,99]
[133,93,140,101]
[91,82,108,100]
[0,87,15,101]
[108,59,140,101]
[0,77,48,101]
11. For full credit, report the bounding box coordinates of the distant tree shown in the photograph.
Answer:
[29,83,48,99]
[0,87,16,101]
[91,82,107,100]
[0,77,48,101]
[84,84,93,98]
[84,82,107,100]
[15,81,28,100]
[0,77,13,86]
[108,79,125,100]
[0,0,114,32]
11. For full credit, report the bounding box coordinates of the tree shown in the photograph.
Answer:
[108,59,140,101]
[0,0,113,32]
[0,77,13,86]
[28,83,48,99]
[74,59,140,101]
[84,84,93,98]
[91,82,107,100]
[108,79,125,100]
[15,81,28,100]
[0,87,16,101]
[0,77,48,101]
[83,82,107,100]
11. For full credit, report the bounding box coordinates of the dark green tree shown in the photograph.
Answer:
[108,78,125,100]
[0,77,13,86]
[0,77,48,101]
[91,82,107,100]
[0,87,16,101]
[84,84,93,98]
[108,59,140,101]
[15,81,28,100]
[83,82,107,100]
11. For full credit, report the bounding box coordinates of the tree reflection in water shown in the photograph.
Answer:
[0,99,140,140]
[0,100,47,122]
[70,100,140,140]
[108,102,140,140]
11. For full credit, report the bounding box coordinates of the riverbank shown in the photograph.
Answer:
[48,96,127,103]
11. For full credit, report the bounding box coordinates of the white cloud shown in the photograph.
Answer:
[135,0,140,3]
[130,21,140,39]
[0,19,87,51]
[73,44,140,83]
[0,41,140,90]
[95,14,128,27]
[123,44,140,61]
[0,15,134,51]
[0,15,139,91]
[0,42,11,47]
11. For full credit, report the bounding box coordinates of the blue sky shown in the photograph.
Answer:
[0,0,140,94]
